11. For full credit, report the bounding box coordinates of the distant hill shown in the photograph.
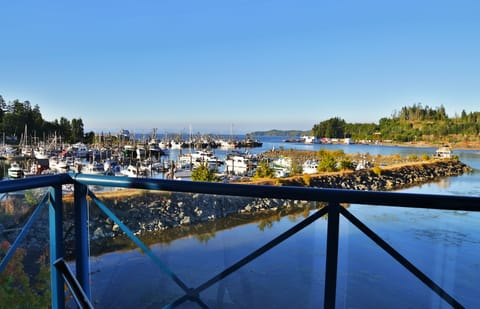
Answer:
[248,129,311,137]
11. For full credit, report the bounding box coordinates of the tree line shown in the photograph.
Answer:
[312,103,480,143]
[0,95,95,144]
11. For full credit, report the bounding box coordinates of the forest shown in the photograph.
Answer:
[312,104,480,144]
[0,95,94,144]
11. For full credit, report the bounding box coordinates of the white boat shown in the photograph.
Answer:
[302,159,319,174]
[80,161,105,175]
[274,167,290,178]
[49,156,69,172]
[224,151,256,176]
[302,135,317,144]
[434,146,452,159]
[170,140,184,150]
[136,145,146,160]
[218,139,236,149]
[121,164,149,177]
[190,150,223,168]
[8,162,24,178]
[70,143,89,158]
[34,147,49,159]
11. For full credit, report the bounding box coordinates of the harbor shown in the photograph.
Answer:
[0,129,268,181]
[0,128,465,183]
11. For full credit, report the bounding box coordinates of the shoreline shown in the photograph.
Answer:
[381,141,480,151]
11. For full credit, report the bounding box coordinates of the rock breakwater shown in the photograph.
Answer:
[276,159,472,191]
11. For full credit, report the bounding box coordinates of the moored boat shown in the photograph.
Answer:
[8,162,24,178]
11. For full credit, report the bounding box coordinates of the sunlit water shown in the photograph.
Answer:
[3,137,480,308]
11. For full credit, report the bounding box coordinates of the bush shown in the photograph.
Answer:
[191,163,219,182]
[338,158,354,171]
[318,155,337,172]
[254,160,275,178]
[372,166,382,176]
[302,174,311,186]
[0,241,51,307]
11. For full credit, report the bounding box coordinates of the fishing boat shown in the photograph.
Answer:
[8,162,24,178]
[224,151,257,176]
[434,145,452,159]
[80,161,105,175]
[302,159,319,174]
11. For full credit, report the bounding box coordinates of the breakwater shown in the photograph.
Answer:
[277,159,472,190]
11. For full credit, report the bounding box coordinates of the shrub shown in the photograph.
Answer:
[372,166,382,177]
[302,174,311,186]
[318,155,337,172]
[191,163,219,182]
[338,158,355,171]
[254,160,275,178]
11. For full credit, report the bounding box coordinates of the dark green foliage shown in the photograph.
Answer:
[0,241,51,308]
[254,160,275,178]
[0,96,94,144]
[191,163,219,182]
[311,104,480,143]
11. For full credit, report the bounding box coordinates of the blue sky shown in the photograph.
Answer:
[1,1,479,134]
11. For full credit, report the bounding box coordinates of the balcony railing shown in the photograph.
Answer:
[1,172,479,308]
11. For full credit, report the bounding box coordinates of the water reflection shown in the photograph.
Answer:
[83,197,328,257]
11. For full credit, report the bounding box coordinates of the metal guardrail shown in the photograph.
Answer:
[1,172,479,308]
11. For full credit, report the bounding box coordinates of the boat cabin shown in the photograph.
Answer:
[434,146,452,159]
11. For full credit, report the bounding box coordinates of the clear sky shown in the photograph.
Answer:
[1,1,479,134]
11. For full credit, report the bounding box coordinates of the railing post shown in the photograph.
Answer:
[74,182,91,300]
[49,185,65,309]
[324,202,340,309]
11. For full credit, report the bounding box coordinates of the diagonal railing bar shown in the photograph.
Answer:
[0,192,50,273]
[53,258,94,309]
[339,206,465,309]
[87,191,195,298]
[167,206,329,308]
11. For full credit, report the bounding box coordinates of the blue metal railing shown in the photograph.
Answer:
[1,172,479,308]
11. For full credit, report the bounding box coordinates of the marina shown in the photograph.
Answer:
[1,129,460,182]
[0,131,269,181]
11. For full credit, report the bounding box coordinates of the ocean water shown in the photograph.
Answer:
[82,138,480,308]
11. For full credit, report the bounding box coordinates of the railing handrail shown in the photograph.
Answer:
[0,173,72,193]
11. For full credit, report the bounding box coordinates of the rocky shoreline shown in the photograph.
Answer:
[275,159,472,191]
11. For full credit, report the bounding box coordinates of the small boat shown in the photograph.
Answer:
[8,162,24,178]
[121,165,149,177]
[224,151,257,176]
[302,159,319,174]
[80,161,105,175]
[434,146,452,159]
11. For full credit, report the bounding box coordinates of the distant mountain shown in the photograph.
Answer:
[248,129,311,137]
